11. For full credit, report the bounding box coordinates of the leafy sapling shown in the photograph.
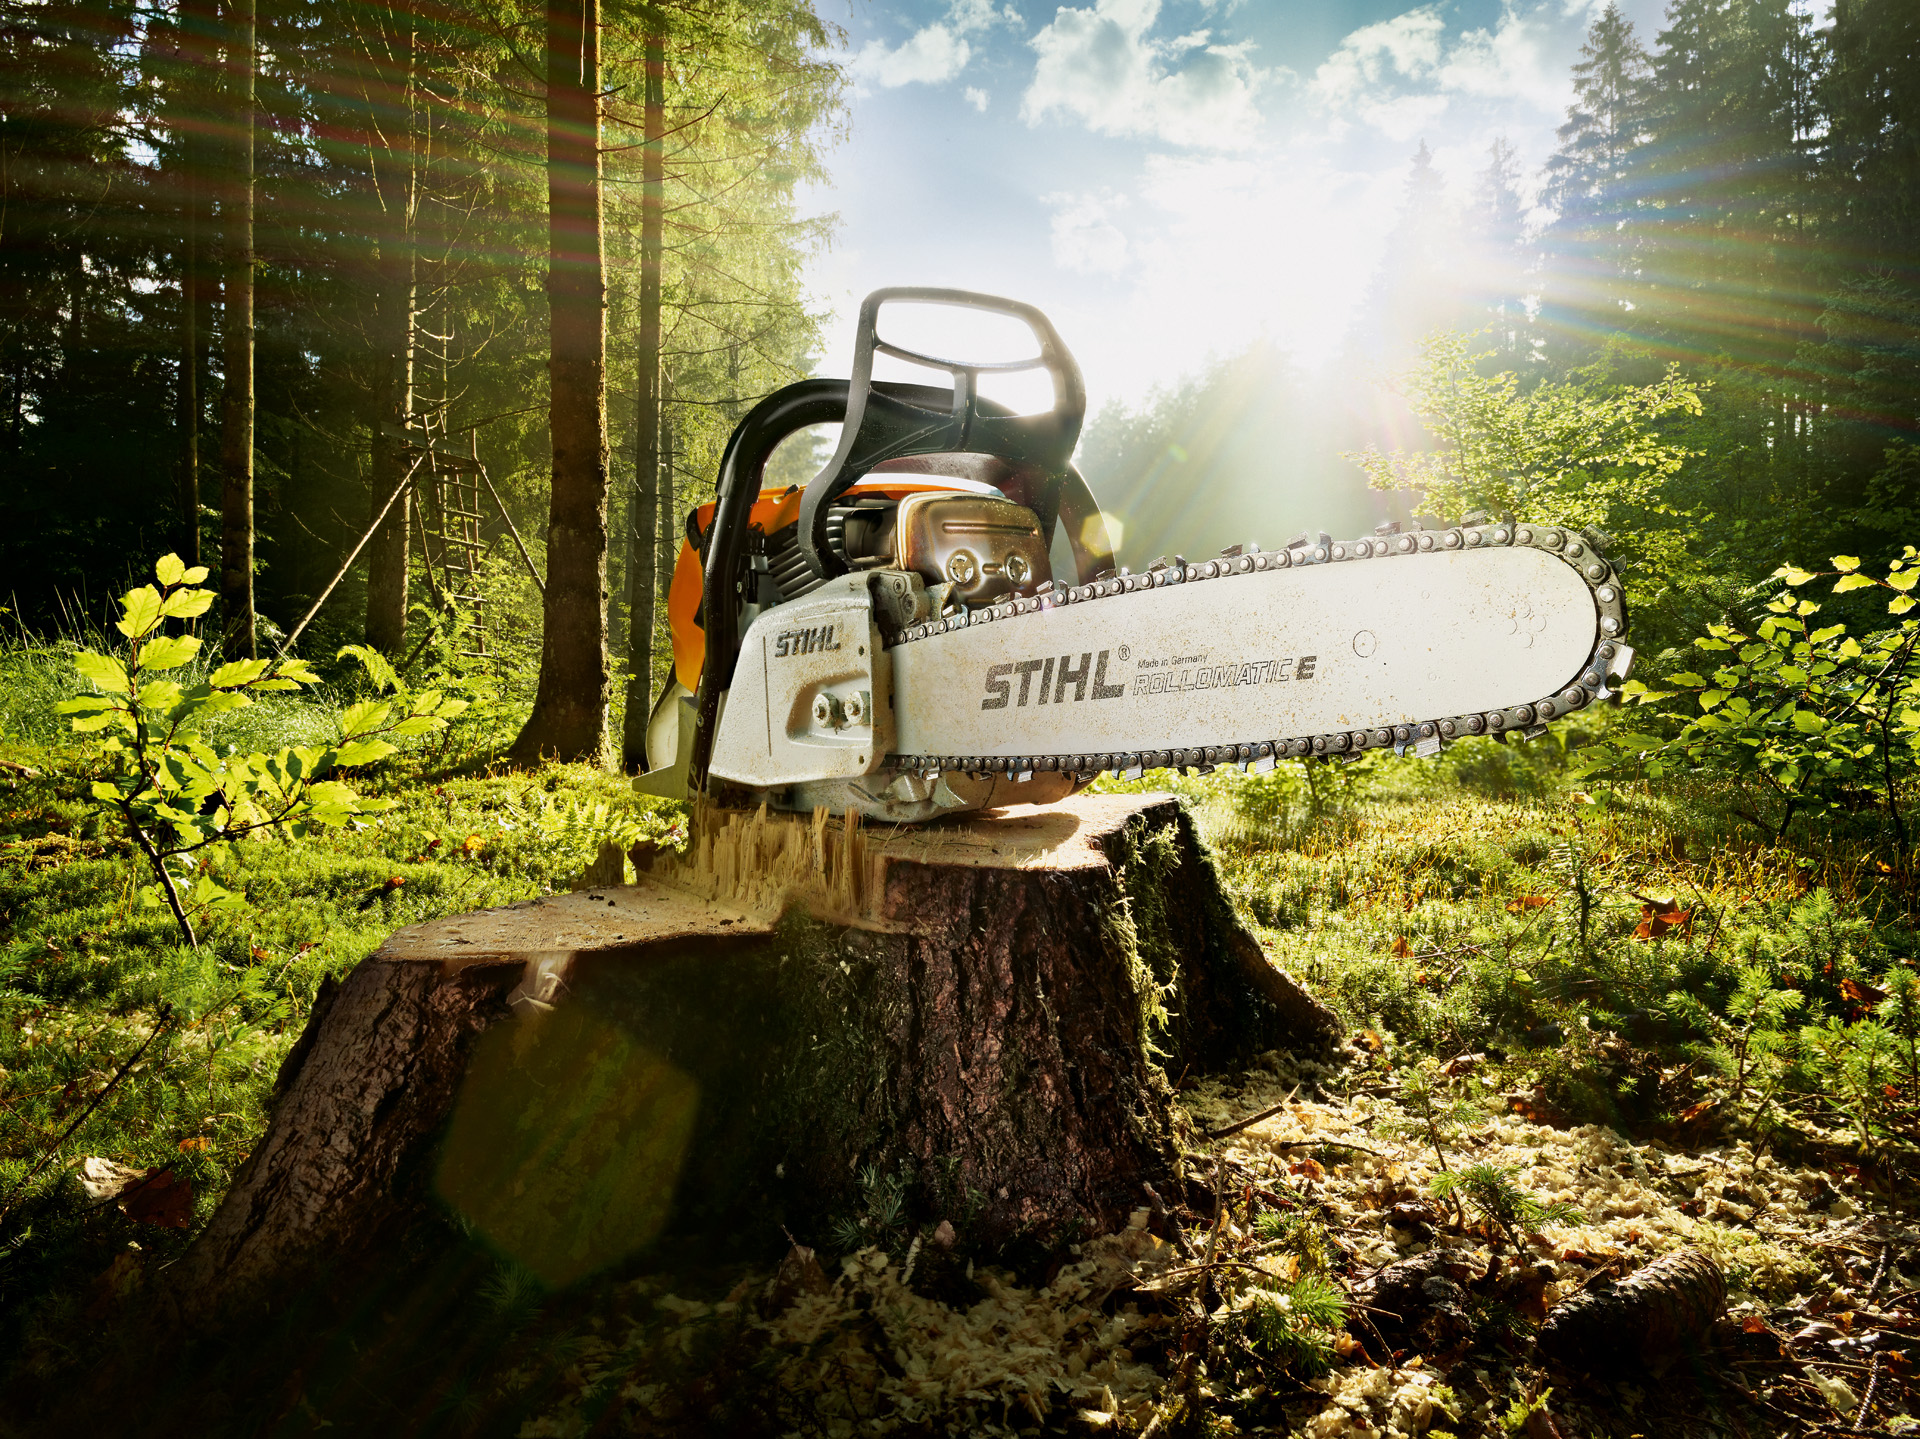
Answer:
[57,554,468,947]
[1584,547,1920,847]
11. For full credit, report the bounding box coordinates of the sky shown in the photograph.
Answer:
[799,0,1679,419]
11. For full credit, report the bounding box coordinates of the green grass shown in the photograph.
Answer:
[1095,741,1920,1152]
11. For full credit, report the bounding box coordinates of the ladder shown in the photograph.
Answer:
[402,417,491,660]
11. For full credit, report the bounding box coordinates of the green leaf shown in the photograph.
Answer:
[1832,555,1861,572]
[154,553,187,586]
[337,700,392,737]
[139,634,201,670]
[331,738,397,768]
[388,716,444,738]
[1667,671,1706,687]
[1776,564,1819,586]
[1834,573,1875,593]
[160,587,215,620]
[1888,569,1918,593]
[74,650,129,691]
[1809,624,1846,644]
[1700,689,1729,711]
[135,680,185,712]
[1893,594,1916,616]
[209,659,271,689]
[335,644,399,693]
[274,659,321,685]
[117,586,164,638]
[1792,710,1827,734]
[90,780,124,802]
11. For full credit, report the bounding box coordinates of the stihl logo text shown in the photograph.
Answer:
[981,651,1127,710]
[774,625,841,658]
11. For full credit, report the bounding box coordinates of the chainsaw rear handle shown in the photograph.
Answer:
[796,287,1087,587]
[686,354,1105,794]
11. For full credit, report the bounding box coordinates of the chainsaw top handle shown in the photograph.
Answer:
[687,290,1094,794]
[796,287,1087,587]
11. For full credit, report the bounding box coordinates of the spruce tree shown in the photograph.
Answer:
[1537,3,1650,352]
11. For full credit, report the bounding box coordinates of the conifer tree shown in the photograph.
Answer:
[1537,3,1650,348]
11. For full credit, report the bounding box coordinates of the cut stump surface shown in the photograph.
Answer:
[167,793,1338,1322]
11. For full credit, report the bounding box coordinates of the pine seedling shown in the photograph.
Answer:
[1229,1274,1349,1379]
[1387,1063,1488,1226]
[1671,961,1802,1135]
[1429,1163,1581,1251]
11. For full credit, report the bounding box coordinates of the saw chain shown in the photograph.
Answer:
[882,518,1631,779]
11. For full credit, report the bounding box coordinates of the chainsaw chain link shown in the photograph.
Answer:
[882,520,1630,779]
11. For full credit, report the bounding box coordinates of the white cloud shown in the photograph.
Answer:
[964,86,990,111]
[1310,7,1446,107]
[1022,0,1267,151]
[1047,191,1130,274]
[1305,3,1587,143]
[1437,8,1572,111]
[848,0,1013,92]
[851,24,972,88]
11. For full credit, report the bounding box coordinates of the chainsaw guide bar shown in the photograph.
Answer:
[881,518,1630,780]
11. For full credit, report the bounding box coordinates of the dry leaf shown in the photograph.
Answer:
[1356,1030,1385,1054]
[118,1169,194,1228]
[1840,977,1888,1006]
[1634,903,1693,940]
[1742,1315,1768,1334]
[1390,936,1412,958]
[176,1136,213,1152]
[461,835,487,855]
[1289,1158,1326,1182]
[1506,895,1552,913]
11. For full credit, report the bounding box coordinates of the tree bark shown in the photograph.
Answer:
[620,21,666,772]
[161,793,1340,1323]
[219,0,255,657]
[362,22,418,657]
[176,160,199,567]
[510,0,610,764]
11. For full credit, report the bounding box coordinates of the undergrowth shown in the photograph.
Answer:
[1,603,1917,1434]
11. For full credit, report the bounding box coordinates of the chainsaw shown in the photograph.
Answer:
[637,287,1633,823]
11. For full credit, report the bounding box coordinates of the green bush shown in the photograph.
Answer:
[1580,547,1919,847]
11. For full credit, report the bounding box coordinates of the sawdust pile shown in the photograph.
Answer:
[513,1055,1916,1437]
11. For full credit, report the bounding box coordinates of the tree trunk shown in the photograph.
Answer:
[219,0,255,657]
[160,793,1340,1324]
[511,0,610,764]
[657,406,675,659]
[362,24,418,657]
[620,22,667,772]
[176,158,199,567]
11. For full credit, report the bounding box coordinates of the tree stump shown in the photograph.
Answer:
[164,793,1339,1324]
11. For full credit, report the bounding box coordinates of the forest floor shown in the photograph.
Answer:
[1,649,1917,1437]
